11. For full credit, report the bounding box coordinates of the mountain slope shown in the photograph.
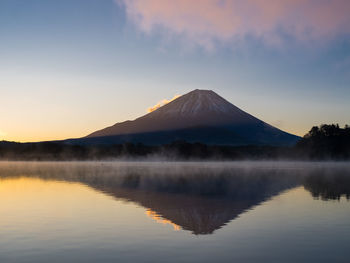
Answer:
[81,89,299,146]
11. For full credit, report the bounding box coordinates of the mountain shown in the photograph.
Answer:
[68,89,300,146]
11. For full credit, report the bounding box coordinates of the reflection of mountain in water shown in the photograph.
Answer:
[0,162,349,235]
[93,171,299,235]
[100,185,276,235]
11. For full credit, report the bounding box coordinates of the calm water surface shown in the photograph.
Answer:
[0,161,349,263]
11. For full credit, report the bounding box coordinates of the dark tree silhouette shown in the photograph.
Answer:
[296,124,350,159]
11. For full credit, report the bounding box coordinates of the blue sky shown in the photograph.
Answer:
[0,0,349,142]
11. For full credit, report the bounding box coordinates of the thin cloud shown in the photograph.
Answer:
[118,0,350,49]
[147,95,180,113]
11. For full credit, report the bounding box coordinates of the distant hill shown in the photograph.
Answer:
[68,89,299,146]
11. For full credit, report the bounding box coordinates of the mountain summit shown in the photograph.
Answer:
[81,89,299,146]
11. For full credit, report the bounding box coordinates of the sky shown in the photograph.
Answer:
[0,0,349,142]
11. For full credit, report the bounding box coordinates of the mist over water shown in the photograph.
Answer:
[0,161,349,262]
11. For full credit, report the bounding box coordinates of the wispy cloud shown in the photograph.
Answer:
[147,95,180,112]
[118,0,350,49]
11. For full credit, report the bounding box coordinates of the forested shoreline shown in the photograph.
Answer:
[1,124,349,161]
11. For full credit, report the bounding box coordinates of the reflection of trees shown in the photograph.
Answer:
[303,172,350,200]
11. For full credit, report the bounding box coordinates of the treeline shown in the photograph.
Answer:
[295,124,350,160]
[0,141,287,161]
[0,141,152,161]
[0,124,349,161]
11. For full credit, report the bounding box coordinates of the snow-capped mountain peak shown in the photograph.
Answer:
[84,89,299,146]
[149,89,237,117]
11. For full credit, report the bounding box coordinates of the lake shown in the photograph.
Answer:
[0,161,349,263]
